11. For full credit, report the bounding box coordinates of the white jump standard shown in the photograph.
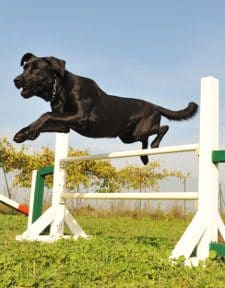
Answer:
[17,76,225,265]
[171,76,225,265]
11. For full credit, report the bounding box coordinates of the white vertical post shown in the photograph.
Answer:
[27,170,38,228]
[50,133,69,237]
[170,76,220,264]
[197,76,219,259]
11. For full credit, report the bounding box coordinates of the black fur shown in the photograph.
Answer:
[13,53,198,164]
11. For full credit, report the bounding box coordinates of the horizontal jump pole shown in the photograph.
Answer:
[61,192,198,200]
[60,143,199,165]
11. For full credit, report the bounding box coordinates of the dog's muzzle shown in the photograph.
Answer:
[14,75,34,98]
[14,75,24,89]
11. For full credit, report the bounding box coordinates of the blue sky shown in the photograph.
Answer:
[1,1,225,177]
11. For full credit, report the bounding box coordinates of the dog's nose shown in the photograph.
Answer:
[14,76,24,88]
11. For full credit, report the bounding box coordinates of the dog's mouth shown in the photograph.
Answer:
[20,87,34,98]
[15,77,54,101]
[19,82,42,98]
[20,86,52,101]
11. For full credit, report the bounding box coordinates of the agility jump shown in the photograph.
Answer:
[17,76,225,265]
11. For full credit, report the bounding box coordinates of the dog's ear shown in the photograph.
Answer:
[20,53,36,66]
[46,56,66,77]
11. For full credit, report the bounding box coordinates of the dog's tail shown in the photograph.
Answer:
[155,102,198,121]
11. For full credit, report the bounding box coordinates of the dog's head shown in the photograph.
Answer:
[14,53,66,101]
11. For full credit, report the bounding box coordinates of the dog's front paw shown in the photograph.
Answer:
[27,127,40,140]
[13,127,30,143]
[13,127,40,143]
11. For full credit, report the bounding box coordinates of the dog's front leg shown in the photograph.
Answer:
[13,126,38,143]
[13,112,87,143]
[13,113,53,143]
[29,112,88,133]
[13,122,70,143]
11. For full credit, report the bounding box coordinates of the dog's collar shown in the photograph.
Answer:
[50,77,64,112]
[51,78,57,101]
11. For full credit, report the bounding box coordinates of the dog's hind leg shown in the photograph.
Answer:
[139,125,169,165]
[133,112,170,149]
[140,138,149,165]
[131,113,169,164]
[119,133,149,165]
[150,125,169,148]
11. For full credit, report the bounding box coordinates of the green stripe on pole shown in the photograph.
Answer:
[32,166,54,223]
[212,150,225,163]
[210,242,225,257]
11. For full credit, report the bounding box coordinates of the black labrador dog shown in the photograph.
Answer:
[14,53,198,164]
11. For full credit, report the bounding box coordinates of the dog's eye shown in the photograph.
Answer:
[24,64,29,70]
[33,66,40,72]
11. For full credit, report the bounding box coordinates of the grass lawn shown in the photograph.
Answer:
[0,214,224,287]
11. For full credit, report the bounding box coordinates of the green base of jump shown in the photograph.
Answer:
[209,242,225,257]
[212,150,225,163]
[32,166,54,223]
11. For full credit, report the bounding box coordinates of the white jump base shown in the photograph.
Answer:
[17,76,225,266]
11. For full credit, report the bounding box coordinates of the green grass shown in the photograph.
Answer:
[0,214,225,287]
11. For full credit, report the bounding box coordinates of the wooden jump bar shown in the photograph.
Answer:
[60,144,199,165]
